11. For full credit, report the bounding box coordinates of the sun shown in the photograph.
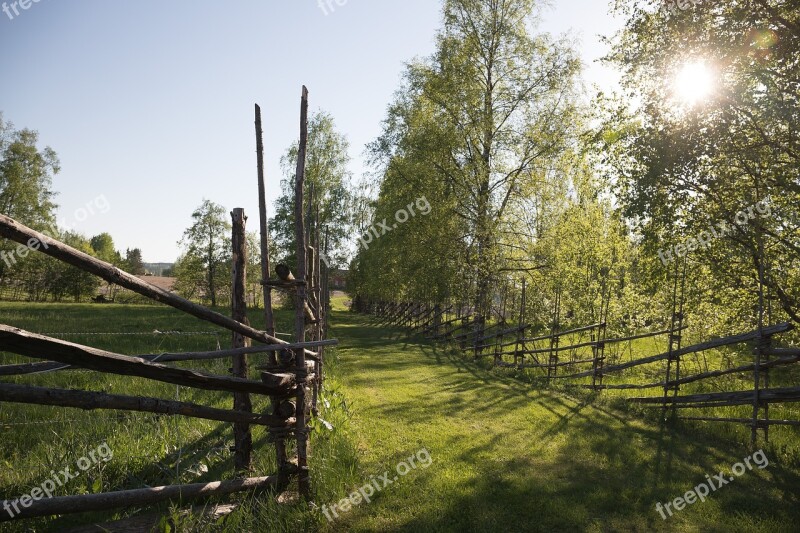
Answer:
[673,61,715,107]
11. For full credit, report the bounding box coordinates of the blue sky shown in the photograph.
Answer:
[0,0,622,262]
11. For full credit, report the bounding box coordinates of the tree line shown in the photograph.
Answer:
[0,108,359,307]
[4,0,797,332]
[0,115,146,302]
[172,111,360,308]
[349,0,800,341]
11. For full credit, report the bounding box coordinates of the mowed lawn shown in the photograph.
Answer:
[324,311,800,532]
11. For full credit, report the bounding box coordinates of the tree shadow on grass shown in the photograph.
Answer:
[335,313,800,532]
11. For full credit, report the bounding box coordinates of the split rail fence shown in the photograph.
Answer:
[0,88,335,524]
[354,291,799,446]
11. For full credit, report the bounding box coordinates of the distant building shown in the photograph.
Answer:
[143,263,175,277]
[329,269,348,290]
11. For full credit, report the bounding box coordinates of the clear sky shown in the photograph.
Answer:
[0,0,622,263]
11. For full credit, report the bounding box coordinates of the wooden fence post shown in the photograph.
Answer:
[293,85,312,499]
[231,208,253,473]
[515,279,527,368]
[433,303,442,337]
[255,103,291,489]
[255,104,277,364]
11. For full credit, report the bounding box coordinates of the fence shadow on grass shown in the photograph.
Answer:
[334,311,800,532]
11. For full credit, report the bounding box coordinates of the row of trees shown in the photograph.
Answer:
[10,0,796,329]
[172,111,360,308]
[350,0,630,326]
[0,114,148,302]
[0,108,359,307]
[349,0,799,340]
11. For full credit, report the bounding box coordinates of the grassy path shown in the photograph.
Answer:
[324,311,800,532]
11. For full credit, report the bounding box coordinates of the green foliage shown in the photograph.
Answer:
[0,116,139,303]
[354,0,799,339]
[172,253,206,302]
[600,0,800,329]
[0,113,59,284]
[177,200,231,307]
[90,233,123,266]
[124,248,145,275]
[49,232,101,302]
[0,113,59,230]
[355,0,604,320]
[271,111,354,269]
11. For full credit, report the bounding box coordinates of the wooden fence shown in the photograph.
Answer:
[355,294,799,446]
[0,89,336,524]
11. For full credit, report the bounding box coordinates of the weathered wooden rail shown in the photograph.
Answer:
[354,294,798,446]
[0,89,336,524]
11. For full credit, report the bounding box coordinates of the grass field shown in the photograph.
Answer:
[1,300,799,531]
[0,301,360,532]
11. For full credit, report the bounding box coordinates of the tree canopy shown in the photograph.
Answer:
[272,111,353,269]
[178,199,231,307]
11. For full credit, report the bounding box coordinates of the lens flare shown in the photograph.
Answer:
[673,61,715,107]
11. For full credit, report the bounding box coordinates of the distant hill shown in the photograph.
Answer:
[143,262,174,276]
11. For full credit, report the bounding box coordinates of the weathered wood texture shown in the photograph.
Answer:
[231,208,253,472]
[274,264,317,323]
[293,85,311,498]
[0,476,277,521]
[0,326,292,395]
[0,383,292,427]
[0,340,338,376]
[557,323,793,379]
[629,386,800,406]
[256,104,290,491]
[679,416,800,427]
[255,104,276,345]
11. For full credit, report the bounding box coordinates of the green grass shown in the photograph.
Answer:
[0,301,360,532]
[1,300,799,531]
[323,312,800,532]
[484,325,800,456]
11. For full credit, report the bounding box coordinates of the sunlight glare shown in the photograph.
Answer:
[673,61,715,107]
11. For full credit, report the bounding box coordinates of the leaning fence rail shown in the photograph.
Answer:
[0,88,336,525]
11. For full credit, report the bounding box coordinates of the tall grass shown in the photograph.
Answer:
[0,301,360,532]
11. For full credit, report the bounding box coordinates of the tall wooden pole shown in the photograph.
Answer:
[293,86,311,498]
[255,104,276,355]
[254,104,289,488]
[311,205,323,414]
[515,278,526,368]
[315,204,322,341]
[231,208,253,472]
[322,227,330,338]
